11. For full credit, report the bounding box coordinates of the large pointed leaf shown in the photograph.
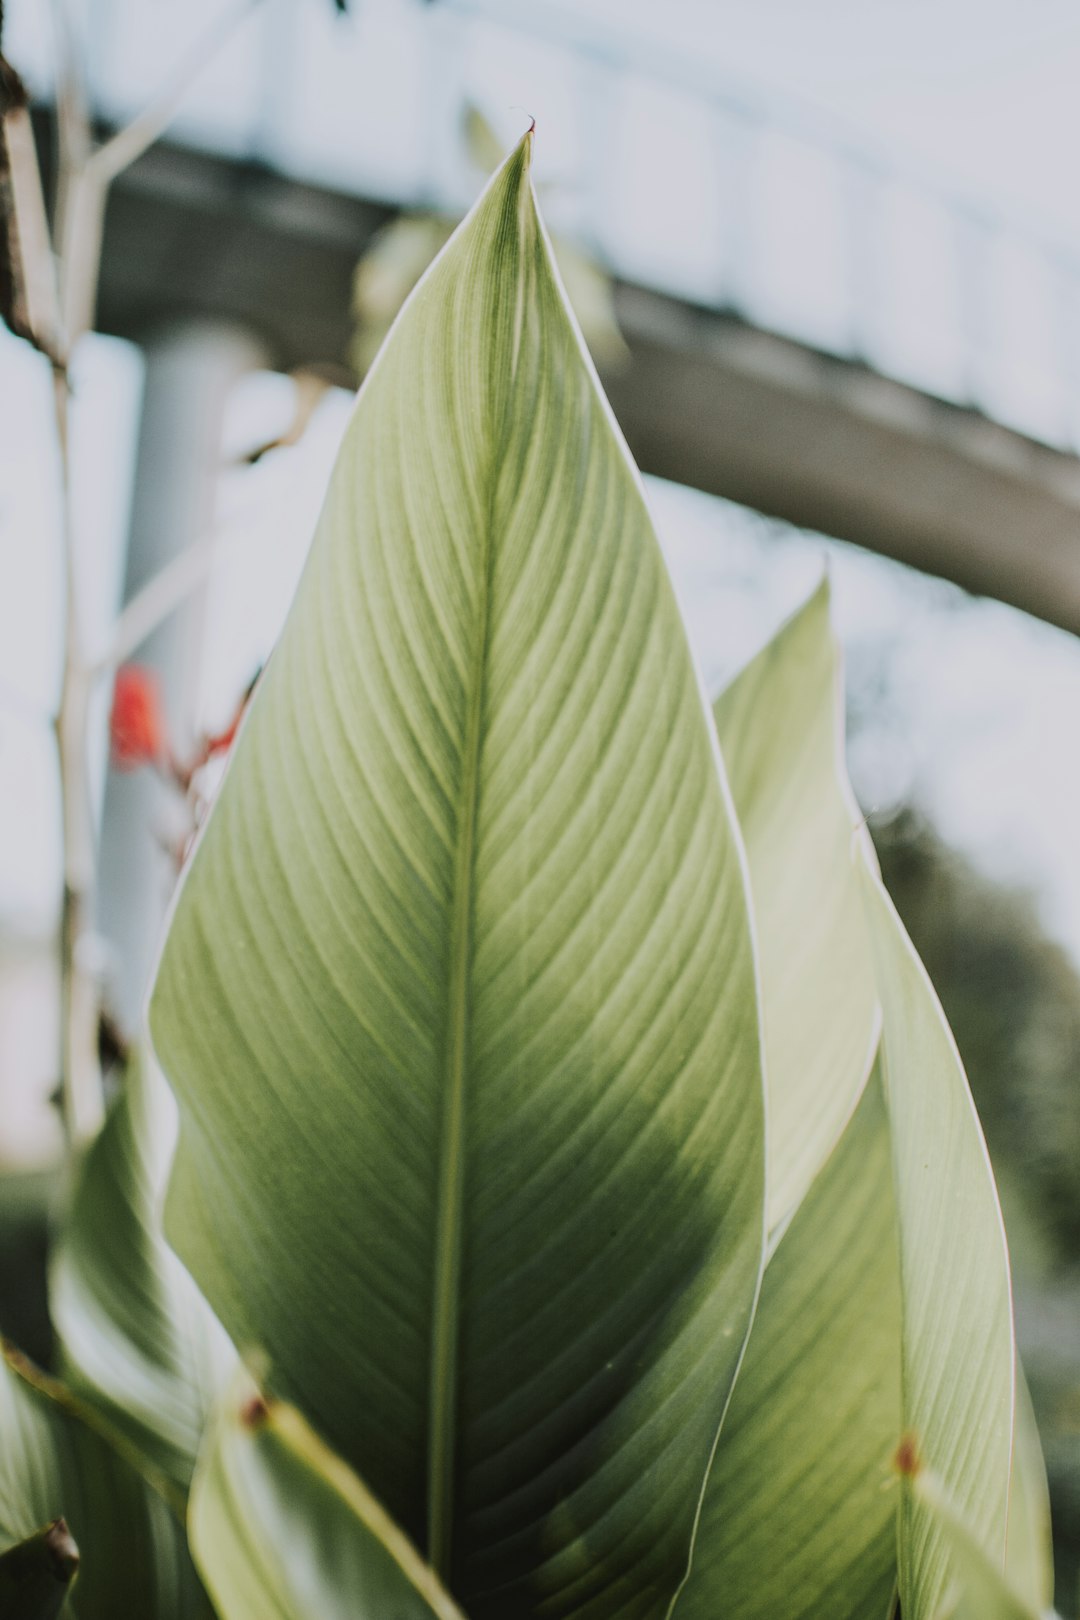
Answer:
[0,1519,79,1619]
[191,1375,466,1620]
[1006,1368,1054,1614]
[150,132,766,1617]
[675,1060,900,1620]
[51,1056,235,1497]
[0,1347,210,1618]
[862,866,1015,1619]
[713,580,878,1233]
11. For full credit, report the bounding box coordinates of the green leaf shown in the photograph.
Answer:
[0,1519,79,1619]
[861,865,1015,1619]
[713,580,878,1234]
[913,1468,1056,1620]
[1006,1367,1054,1613]
[352,215,454,375]
[150,132,766,1618]
[671,583,898,1617]
[190,1375,466,1620]
[51,1056,235,1497]
[353,213,627,379]
[0,1347,209,1618]
[675,1059,901,1620]
[354,106,625,381]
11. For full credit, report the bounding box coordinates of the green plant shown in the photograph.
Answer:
[350,106,627,380]
[0,132,1061,1620]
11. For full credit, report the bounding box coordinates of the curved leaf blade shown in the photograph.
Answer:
[51,1056,235,1496]
[0,1348,209,1618]
[862,866,1015,1619]
[713,580,878,1233]
[676,1060,901,1620]
[191,1376,466,1620]
[150,132,766,1617]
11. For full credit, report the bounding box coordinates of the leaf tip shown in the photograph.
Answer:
[508,110,536,164]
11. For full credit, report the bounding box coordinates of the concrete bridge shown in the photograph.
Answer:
[16,0,1080,630]
[76,119,1080,638]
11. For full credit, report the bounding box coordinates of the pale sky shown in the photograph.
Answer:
[14,0,1080,246]
[563,0,1080,242]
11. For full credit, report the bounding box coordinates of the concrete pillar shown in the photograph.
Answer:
[97,320,266,1034]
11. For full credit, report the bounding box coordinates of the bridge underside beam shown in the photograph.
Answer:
[94,133,1080,636]
[607,286,1080,636]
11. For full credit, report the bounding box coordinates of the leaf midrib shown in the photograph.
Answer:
[426,151,532,1580]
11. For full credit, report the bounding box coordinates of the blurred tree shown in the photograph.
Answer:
[877,810,1080,1260]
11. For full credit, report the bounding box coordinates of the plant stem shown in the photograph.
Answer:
[92,501,265,674]
[52,363,105,1148]
[42,0,266,1152]
[89,0,262,186]
[45,0,108,1151]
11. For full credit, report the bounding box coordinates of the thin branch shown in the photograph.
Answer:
[36,0,266,1157]
[1,98,64,361]
[91,503,266,676]
[56,165,106,351]
[48,0,91,173]
[89,0,263,185]
[49,0,100,355]
[49,0,264,350]
[52,363,105,1148]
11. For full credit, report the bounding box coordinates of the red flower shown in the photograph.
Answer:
[110,665,167,770]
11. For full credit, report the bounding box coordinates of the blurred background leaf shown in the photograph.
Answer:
[0,1518,79,1620]
[0,1347,211,1618]
[50,1054,235,1499]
